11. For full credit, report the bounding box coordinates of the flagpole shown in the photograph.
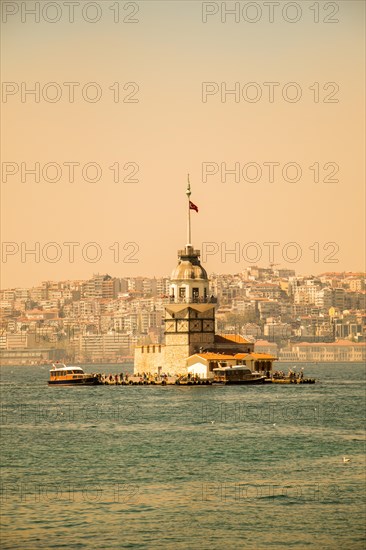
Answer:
[186,174,191,247]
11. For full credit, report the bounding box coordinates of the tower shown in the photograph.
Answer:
[133,177,217,376]
[163,178,216,373]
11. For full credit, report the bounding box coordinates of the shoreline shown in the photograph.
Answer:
[0,362,134,368]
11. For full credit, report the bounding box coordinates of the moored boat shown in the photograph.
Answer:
[270,377,316,384]
[212,366,266,385]
[269,367,315,384]
[48,364,100,386]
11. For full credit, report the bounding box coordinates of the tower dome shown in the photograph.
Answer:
[171,261,208,281]
[171,246,208,281]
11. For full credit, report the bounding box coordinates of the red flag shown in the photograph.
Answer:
[189,201,198,213]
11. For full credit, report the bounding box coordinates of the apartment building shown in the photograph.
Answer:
[279,340,366,362]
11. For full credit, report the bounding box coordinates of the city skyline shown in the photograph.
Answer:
[1,263,366,292]
[1,264,365,367]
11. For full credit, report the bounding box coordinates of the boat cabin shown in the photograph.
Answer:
[50,364,86,381]
[213,365,265,384]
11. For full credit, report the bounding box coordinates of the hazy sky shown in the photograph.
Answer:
[1,0,365,288]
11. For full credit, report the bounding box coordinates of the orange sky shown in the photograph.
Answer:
[1,1,365,288]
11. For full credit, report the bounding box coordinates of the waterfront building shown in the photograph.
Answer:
[186,351,274,379]
[73,332,136,361]
[0,347,64,365]
[279,340,366,362]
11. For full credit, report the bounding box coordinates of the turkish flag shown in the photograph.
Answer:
[189,201,199,213]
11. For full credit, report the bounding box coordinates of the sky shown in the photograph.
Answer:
[1,0,365,288]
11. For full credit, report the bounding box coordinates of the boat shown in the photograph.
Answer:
[48,364,100,386]
[270,367,315,384]
[270,377,315,384]
[212,366,266,385]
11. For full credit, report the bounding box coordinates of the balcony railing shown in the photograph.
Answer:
[178,249,201,257]
[169,296,217,304]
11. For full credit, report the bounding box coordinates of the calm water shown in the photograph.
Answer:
[1,363,365,549]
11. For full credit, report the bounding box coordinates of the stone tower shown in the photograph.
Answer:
[134,177,216,375]
[163,179,216,373]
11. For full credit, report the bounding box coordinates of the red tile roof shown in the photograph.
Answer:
[192,352,276,360]
[215,334,252,344]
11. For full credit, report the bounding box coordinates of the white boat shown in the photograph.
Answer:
[48,364,100,386]
[212,366,266,385]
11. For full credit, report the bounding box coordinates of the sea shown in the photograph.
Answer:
[1,362,365,550]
